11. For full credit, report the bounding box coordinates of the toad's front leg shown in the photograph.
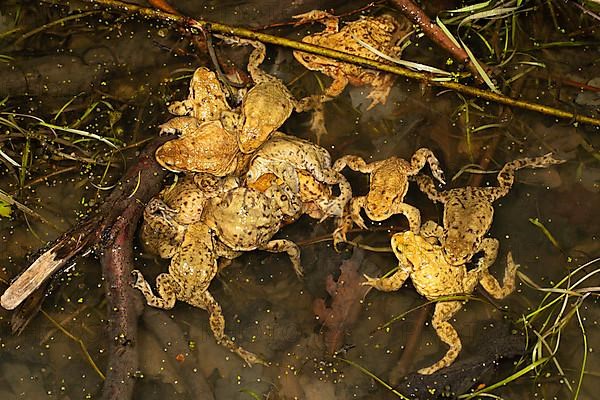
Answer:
[418,300,463,375]
[388,201,421,233]
[479,251,518,300]
[420,220,444,245]
[362,263,410,292]
[132,271,178,310]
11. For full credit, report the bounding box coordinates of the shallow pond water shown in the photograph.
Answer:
[0,1,599,399]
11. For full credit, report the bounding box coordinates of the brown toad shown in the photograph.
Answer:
[141,174,239,258]
[133,221,266,366]
[235,40,298,154]
[363,230,518,374]
[293,11,409,107]
[245,132,352,220]
[155,118,243,176]
[416,153,565,267]
[167,67,231,122]
[332,149,445,245]
[135,174,304,365]
[293,11,411,138]
[203,182,304,277]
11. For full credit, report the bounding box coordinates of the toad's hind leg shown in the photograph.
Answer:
[132,271,178,310]
[333,208,354,249]
[260,239,303,278]
[489,153,565,202]
[189,290,266,366]
[332,154,370,173]
[479,252,518,300]
[317,170,353,220]
[476,237,499,272]
[418,301,463,375]
[409,148,445,184]
[332,196,366,249]
[416,175,446,203]
[292,10,339,32]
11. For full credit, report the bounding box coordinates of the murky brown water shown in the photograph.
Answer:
[1,1,599,399]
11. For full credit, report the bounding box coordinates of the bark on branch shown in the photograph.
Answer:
[1,136,173,399]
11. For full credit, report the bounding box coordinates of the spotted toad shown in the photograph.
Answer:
[332,149,445,245]
[363,230,518,374]
[416,153,565,267]
[245,132,352,220]
[293,11,411,139]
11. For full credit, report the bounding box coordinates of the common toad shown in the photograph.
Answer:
[293,11,411,139]
[363,231,518,374]
[416,153,565,266]
[133,221,265,366]
[332,149,445,245]
[245,132,352,219]
[155,118,242,176]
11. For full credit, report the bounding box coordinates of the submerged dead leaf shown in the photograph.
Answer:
[313,248,369,355]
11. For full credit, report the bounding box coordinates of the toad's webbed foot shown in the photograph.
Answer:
[365,73,394,110]
[309,106,327,145]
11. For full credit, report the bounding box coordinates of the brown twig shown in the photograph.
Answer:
[389,0,486,83]
[3,137,170,400]
[99,197,145,400]
[1,136,171,311]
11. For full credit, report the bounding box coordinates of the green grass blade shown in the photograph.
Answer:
[458,357,550,399]
[338,357,410,399]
